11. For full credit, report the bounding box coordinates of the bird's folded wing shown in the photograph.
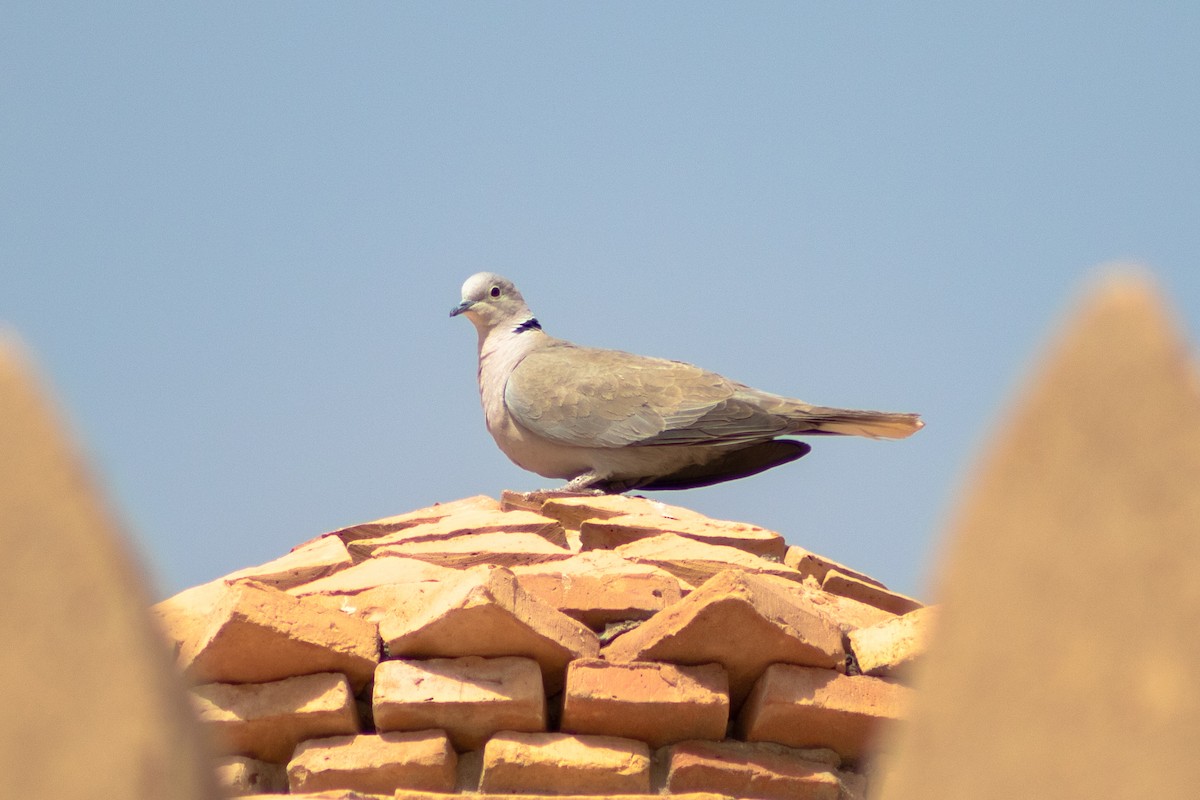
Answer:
[503,342,792,448]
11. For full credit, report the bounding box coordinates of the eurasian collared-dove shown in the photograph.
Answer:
[451,272,923,493]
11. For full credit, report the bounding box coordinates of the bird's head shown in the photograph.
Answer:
[450,272,540,335]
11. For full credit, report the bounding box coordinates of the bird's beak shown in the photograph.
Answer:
[449,300,475,317]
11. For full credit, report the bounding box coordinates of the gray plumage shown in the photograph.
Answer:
[451,272,922,492]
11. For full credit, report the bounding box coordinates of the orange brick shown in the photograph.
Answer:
[560,659,728,747]
[220,536,352,591]
[373,657,546,749]
[784,546,887,589]
[663,739,842,800]
[379,565,598,693]
[737,664,913,762]
[322,494,500,543]
[214,756,287,795]
[291,555,459,597]
[395,793,729,800]
[191,673,358,763]
[821,569,923,616]
[288,556,458,625]
[176,581,379,691]
[603,569,844,707]
[480,732,650,795]
[757,573,898,632]
[346,507,567,559]
[847,606,937,679]
[613,533,805,588]
[287,731,456,794]
[154,540,351,646]
[512,550,683,628]
[372,530,573,569]
[580,513,787,559]
[532,492,708,530]
[152,579,230,657]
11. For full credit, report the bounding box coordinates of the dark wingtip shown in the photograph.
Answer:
[612,440,811,492]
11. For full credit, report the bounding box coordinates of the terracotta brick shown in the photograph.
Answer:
[214,756,287,795]
[532,492,708,530]
[152,579,230,656]
[154,538,353,650]
[784,546,887,589]
[288,556,458,625]
[603,569,845,707]
[511,550,683,628]
[395,793,729,800]
[497,488,546,513]
[347,507,567,559]
[306,585,445,629]
[757,574,898,632]
[221,536,353,591]
[191,672,359,763]
[821,569,923,616]
[176,580,379,691]
[379,565,599,693]
[614,533,805,589]
[663,739,842,800]
[560,659,729,747]
[291,556,459,597]
[373,656,546,749]
[737,664,913,762]
[480,732,651,795]
[372,530,573,569]
[323,494,500,543]
[581,513,787,559]
[287,731,456,794]
[847,606,937,679]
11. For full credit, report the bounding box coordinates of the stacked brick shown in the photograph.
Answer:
[153,492,933,799]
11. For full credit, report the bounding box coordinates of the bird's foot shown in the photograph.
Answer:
[560,472,618,495]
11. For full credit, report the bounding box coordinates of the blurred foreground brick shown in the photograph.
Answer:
[0,339,217,799]
[881,272,1200,800]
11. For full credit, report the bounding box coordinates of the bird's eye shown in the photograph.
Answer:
[490,286,501,298]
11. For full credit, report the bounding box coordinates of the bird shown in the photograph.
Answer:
[451,272,923,493]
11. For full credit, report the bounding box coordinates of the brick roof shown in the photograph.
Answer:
[155,491,930,798]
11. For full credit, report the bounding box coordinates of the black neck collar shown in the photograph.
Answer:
[512,318,542,334]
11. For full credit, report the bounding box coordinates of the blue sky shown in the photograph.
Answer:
[3,4,1198,599]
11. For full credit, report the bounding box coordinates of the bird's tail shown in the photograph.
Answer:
[797,407,924,439]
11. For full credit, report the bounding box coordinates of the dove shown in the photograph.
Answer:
[451,272,923,493]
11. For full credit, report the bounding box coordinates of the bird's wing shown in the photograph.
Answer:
[503,342,793,448]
